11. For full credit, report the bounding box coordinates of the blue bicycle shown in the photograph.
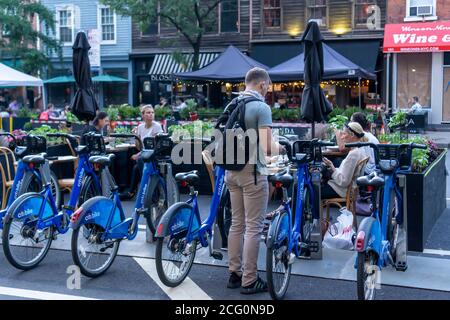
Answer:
[265,139,333,300]
[1,132,105,270]
[70,133,179,277]
[0,133,61,223]
[345,142,426,300]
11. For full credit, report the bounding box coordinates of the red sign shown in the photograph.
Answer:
[383,21,450,53]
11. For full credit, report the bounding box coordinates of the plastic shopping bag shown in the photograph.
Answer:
[322,207,355,251]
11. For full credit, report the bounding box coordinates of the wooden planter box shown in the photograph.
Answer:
[406,150,448,252]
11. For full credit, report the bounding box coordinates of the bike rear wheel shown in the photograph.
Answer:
[217,187,231,248]
[71,223,120,278]
[266,210,291,300]
[357,251,379,300]
[155,203,197,287]
[2,193,54,270]
[19,171,61,209]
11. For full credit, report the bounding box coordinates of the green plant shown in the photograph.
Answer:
[271,108,283,121]
[168,120,214,140]
[28,124,63,144]
[388,111,407,129]
[106,107,120,121]
[328,107,346,119]
[23,122,33,131]
[66,111,82,123]
[328,115,349,130]
[282,109,300,121]
[154,107,172,120]
[180,104,197,120]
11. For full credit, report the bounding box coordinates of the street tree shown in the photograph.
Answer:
[101,0,222,71]
[0,0,61,75]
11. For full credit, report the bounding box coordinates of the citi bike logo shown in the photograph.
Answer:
[77,168,85,188]
[67,265,81,290]
[14,180,22,199]
[84,211,100,221]
[17,208,33,219]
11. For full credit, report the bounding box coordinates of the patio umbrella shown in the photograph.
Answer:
[300,21,333,138]
[70,31,98,121]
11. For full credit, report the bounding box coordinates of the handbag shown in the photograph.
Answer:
[355,191,372,216]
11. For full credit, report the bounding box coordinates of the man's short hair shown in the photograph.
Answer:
[351,112,369,130]
[141,104,154,113]
[245,67,271,85]
[413,96,419,102]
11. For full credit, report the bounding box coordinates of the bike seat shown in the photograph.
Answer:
[269,170,294,189]
[141,150,155,163]
[357,172,384,188]
[22,153,46,165]
[89,154,115,167]
[76,145,89,155]
[175,170,199,185]
[294,153,308,163]
[379,159,398,173]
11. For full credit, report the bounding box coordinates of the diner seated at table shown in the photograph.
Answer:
[335,112,379,174]
[120,105,163,200]
[80,111,110,145]
[321,122,368,200]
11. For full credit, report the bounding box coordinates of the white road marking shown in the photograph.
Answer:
[423,249,450,257]
[0,286,98,300]
[138,225,147,230]
[133,257,212,300]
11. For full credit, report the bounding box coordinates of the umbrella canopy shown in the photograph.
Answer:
[300,21,333,133]
[0,63,43,87]
[268,43,376,81]
[92,75,129,82]
[44,76,76,84]
[174,45,268,82]
[70,32,99,121]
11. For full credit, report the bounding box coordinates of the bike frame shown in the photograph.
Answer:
[35,153,101,234]
[100,158,167,241]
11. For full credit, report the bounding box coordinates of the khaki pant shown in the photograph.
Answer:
[224,164,269,287]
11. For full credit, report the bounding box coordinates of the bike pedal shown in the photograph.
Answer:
[211,250,223,260]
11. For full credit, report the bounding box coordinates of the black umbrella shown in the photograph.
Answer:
[300,21,333,139]
[70,31,99,122]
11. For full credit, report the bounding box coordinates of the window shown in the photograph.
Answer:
[406,0,437,21]
[354,0,377,26]
[142,21,158,36]
[98,6,116,43]
[58,8,74,43]
[220,0,239,33]
[103,69,129,106]
[396,53,431,110]
[306,0,327,28]
[264,0,281,28]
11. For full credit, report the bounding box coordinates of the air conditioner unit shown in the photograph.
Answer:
[411,5,433,17]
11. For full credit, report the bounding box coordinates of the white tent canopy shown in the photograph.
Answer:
[0,63,43,87]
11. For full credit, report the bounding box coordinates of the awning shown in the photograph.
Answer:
[92,75,128,82]
[0,63,43,87]
[44,76,75,84]
[384,21,450,53]
[149,52,219,76]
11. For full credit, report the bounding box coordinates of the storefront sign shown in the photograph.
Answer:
[384,21,450,53]
[151,75,172,81]
[88,29,101,67]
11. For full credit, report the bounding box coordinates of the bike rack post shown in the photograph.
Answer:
[310,171,323,260]
[395,174,408,271]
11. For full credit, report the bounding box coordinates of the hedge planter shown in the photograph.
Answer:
[406,149,448,252]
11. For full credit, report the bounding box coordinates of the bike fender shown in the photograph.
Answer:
[356,217,381,255]
[266,212,289,250]
[70,196,121,230]
[8,193,53,221]
[154,202,194,238]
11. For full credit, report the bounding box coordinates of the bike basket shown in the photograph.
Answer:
[25,135,47,154]
[377,144,412,168]
[292,140,322,163]
[83,133,106,155]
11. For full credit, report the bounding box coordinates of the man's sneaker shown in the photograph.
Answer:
[227,272,242,289]
[240,276,268,294]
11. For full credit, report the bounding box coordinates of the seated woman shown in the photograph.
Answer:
[322,122,368,200]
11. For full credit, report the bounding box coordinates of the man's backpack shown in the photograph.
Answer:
[214,96,260,172]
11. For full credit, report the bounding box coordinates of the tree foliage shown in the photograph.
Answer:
[101,0,221,70]
[0,0,61,75]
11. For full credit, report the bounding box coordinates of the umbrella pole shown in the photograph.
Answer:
[358,77,361,110]
[312,122,315,140]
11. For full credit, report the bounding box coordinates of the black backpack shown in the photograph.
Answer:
[215,96,260,175]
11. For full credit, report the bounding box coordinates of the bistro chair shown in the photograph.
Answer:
[321,157,369,230]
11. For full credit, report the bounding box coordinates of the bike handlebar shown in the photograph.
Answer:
[0,132,15,142]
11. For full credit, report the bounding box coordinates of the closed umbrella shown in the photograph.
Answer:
[70,31,99,121]
[300,21,333,138]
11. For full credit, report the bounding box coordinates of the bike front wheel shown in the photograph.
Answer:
[357,251,379,300]
[155,202,197,287]
[2,193,54,270]
[266,210,291,300]
[71,223,120,278]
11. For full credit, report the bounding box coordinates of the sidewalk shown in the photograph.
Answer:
[417,131,450,148]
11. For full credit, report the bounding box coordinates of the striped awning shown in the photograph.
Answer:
[149,52,219,76]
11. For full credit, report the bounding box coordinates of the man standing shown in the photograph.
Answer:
[224,67,284,294]
[410,96,422,112]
